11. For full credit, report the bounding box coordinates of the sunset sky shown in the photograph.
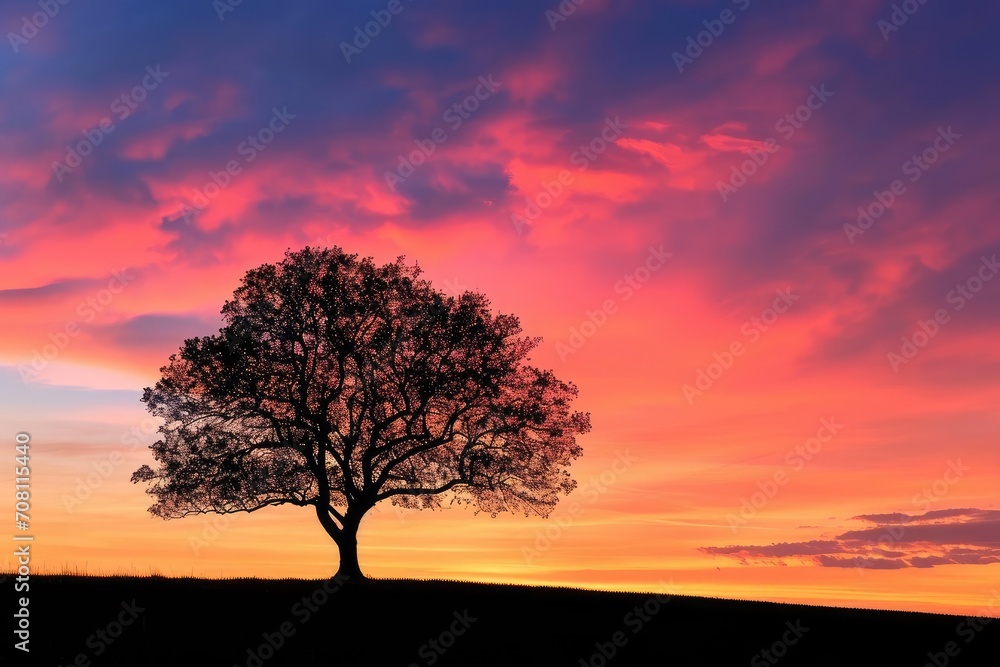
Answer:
[1,0,998,617]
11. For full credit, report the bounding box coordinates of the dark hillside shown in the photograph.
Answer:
[9,575,999,666]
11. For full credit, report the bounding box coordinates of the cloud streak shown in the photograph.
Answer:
[702,509,1000,569]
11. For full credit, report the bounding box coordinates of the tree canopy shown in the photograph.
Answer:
[132,246,590,578]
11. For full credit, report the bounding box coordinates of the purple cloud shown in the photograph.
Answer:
[701,508,1000,569]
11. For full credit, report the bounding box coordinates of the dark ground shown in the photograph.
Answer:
[7,575,1000,666]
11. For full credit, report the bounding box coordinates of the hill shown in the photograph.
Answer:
[8,575,999,665]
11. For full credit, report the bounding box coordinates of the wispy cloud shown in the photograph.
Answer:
[702,509,1000,569]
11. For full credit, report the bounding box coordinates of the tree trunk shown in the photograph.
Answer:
[314,504,367,582]
[334,519,365,582]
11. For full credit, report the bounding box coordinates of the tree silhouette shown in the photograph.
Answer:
[131,247,590,579]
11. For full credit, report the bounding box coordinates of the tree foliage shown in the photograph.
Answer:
[132,247,590,577]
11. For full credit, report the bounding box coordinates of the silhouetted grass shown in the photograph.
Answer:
[6,574,998,665]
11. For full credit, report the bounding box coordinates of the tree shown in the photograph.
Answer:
[132,247,590,580]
